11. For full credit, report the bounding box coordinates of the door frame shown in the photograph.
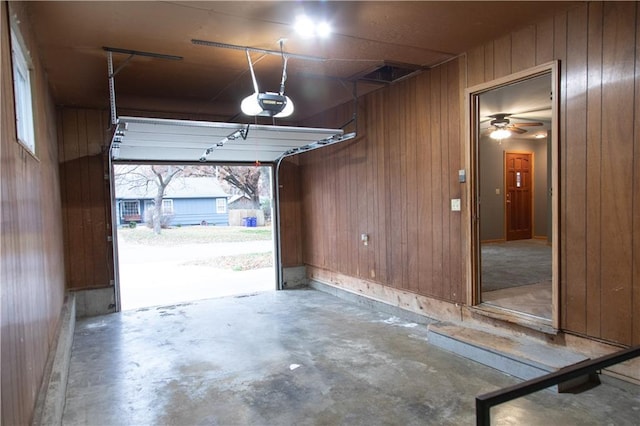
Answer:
[465,61,559,330]
[108,161,280,312]
[504,151,534,241]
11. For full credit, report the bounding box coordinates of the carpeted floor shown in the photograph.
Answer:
[482,282,552,319]
[480,239,551,292]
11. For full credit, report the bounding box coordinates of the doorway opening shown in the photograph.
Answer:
[112,163,276,311]
[469,63,558,328]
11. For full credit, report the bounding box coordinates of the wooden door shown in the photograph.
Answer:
[505,152,532,240]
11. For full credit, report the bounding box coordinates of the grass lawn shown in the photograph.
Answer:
[118,225,272,245]
[182,252,274,271]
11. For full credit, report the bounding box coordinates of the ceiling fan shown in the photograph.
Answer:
[483,113,543,139]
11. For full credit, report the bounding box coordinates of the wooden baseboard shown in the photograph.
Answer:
[305,266,640,385]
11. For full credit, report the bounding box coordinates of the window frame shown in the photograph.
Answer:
[216,198,227,214]
[162,199,174,215]
[121,200,141,218]
[10,26,36,155]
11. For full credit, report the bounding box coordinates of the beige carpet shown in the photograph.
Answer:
[482,281,552,319]
[481,239,552,291]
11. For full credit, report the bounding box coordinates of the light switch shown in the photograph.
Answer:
[451,199,461,211]
[495,188,500,195]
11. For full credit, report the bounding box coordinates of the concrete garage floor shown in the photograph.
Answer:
[63,289,639,425]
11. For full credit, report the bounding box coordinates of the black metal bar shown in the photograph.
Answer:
[191,39,326,62]
[476,345,640,426]
[102,46,183,61]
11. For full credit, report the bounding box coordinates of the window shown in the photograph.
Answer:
[216,198,227,214]
[145,199,173,214]
[10,28,35,154]
[162,199,174,215]
[121,201,140,220]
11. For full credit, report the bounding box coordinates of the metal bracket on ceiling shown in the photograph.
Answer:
[103,46,183,127]
[337,80,359,132]
[199,124,251,162]
[191,39,326,62]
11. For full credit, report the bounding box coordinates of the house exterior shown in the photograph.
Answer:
[115,177,229,227]
[3,2,640,425]
[227,193,255,210]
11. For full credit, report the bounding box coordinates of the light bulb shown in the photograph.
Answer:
[316,21,332,38]
[241,93,262,116]
[295,15,315,38]
[490,128,511,140]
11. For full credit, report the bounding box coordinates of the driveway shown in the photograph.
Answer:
[117,237,275,310]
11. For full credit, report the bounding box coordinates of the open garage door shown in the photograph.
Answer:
[108,116,353,311]
[110,116,347,163]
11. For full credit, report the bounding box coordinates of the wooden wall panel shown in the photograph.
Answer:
[466,46,485,90]
[511,25,536,73]
[493,35,512,78]
[634,4,640,346]
[416,72,433,296]
[298,59,464,304]
[564,5,589,334]
[483,42,495,82]
[446,60,463,301]
[599,2,635,344]
[536,18,555,64]
[58,108,114,290]
[464,2,640,345]
[289,2,640,346]
[585,1,604,340]
[1,3,66,424]
[278,158,303,267]
[430,67,445,299]
[405,78,419,294]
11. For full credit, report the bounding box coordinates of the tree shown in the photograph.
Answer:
[183,165,264,209]
[217,166,262,209]
[114,165,184,234]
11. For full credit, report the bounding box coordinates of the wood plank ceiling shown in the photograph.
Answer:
[26,1,582,123]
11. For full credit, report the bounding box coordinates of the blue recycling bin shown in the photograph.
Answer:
[249,217,257,227]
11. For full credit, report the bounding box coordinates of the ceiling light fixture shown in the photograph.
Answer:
[490,128,511,140]
[240,41,294,118]
[295,15,332,38]
[535,132,547,139]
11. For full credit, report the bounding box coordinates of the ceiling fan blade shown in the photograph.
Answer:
[512,122,543,127]
[508,126,527,134]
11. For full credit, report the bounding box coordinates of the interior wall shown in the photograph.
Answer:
[479,136,548,241]
[58,108,114,291]
[279,157,303,267]
[296,2,639,346]
[298,59,465,303]
[1,2,66,424]
[467,1,640,346]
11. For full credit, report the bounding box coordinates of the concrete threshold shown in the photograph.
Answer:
[310,279,595,393]
[427,322,594,392]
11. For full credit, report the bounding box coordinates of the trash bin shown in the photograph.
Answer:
[249,217,257,227]
[242,217,249,227]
